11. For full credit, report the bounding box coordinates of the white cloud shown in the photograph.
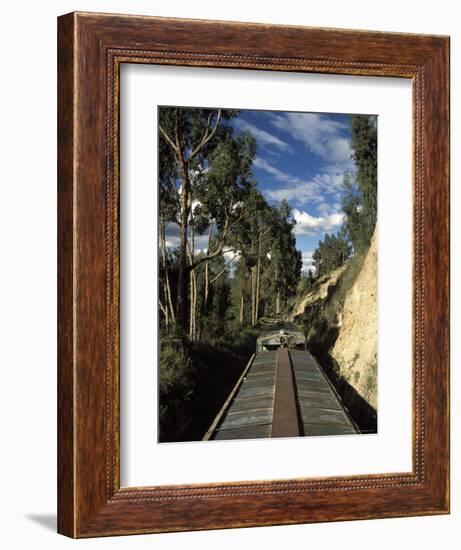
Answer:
[255,157,345,204]
[234,119,292,152]
[223,247,240,263]
[293,208,344,236]
[254,157,300,185]
[301,251,316,274]
[165,230,241,272]
[165,232,211,251]
[269,112,353,166]
[317,202,333,216]
[223,248,241,277]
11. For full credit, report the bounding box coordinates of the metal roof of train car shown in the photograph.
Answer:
[204,348,357,441]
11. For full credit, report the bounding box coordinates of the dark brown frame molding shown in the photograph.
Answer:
[58,12,450,537]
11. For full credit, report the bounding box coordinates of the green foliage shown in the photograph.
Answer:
[201,268,233,340]
[158,337,195,441]
[158,107,243,332]
[270,200,303,306]
[158,116,180,224]
[312,232,351,277]
[311,114,377,280]
[298,269,315,295]
[342,115,377,252]
[158,337,194,396]
[159,331,261,442]
[158,107,237,166]
[351,115,377,223]
[158,106,305,338]
[223,325,260,354]
[230,195,302,323]
[193,132,256,234]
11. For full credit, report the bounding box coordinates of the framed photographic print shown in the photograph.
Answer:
[58,12,450,537]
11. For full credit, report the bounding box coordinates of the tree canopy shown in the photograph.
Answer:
[312,114,377,278]
[158,107,302,340]
[341,115,377,252]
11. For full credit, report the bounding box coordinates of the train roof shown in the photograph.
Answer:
[204,349,358,441]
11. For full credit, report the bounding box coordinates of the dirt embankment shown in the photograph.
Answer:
[290,265,347,319]
[331,230,377,409]
[292,229,377,432]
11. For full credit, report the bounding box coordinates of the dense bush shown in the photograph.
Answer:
[158,337,195,441]
[158,337,193,395]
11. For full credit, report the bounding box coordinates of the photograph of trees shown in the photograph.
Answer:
[158,106,377,442]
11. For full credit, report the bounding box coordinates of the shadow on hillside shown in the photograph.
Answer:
[309,337,377,434]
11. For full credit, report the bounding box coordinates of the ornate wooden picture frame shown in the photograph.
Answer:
[58,12,450,537]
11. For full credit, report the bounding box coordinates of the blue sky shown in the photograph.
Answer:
[231,109,354,273]
[163,108,357,274]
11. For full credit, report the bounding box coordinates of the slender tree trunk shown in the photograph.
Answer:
[193,273,197,339]
[163,283,169,330]
[175,154,190,333]
[274,264,280,315]
[251,230,257,327]
[239,290,244,326]
[254,263,260,324]
[160,108,223,335]
[251,265,258,327]
[255,228,262,324]
[159,215,175,326]
[204,259,209,308]
[189,268,194,340]
[159,300,168,323]
[250,270,253,326]
[204,221,213,309]
[188,223,197,341]
[189,269,197,340]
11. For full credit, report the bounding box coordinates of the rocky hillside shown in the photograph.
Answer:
[331,230,377,410]
[291,228,377,431]
[290,265,347,319]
